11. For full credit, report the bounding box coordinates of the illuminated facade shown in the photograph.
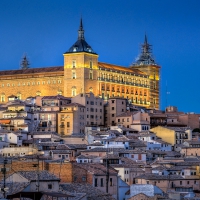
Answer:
[0,19,160,109]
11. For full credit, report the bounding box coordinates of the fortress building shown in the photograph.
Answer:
[0,19,160,109]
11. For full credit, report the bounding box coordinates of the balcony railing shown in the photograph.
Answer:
[98,77,149,88]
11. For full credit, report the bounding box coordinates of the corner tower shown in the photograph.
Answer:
[63,18,99,97]
[131,35,160,109]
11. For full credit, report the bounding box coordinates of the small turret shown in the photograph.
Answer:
[20,54,30,69]
[133,34,157,66]
[65,18,96,54]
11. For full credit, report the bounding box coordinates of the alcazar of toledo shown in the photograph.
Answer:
[0,19,160,109]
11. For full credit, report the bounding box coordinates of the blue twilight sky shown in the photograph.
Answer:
[0,0,200,113]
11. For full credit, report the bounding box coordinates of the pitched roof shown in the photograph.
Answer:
[42,95,71,100]
[98,62,147,76]
[74,163,118,175]
[0,66,64,76]
[17,170,60,181]
[135,173,184,180]
[60,183,116,200]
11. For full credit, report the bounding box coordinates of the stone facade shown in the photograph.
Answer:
[0,20,160,110]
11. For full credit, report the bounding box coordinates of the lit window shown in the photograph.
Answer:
[1,95,5,102]
[90,61,93,69]
[72,60,76,68]
[89,71,93,79]
[7,83,10,87]
[17,93,21,100]
[72,72,76,79]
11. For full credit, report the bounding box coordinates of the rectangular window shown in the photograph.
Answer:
[101,178,103,187]
[48,184,52,189]
[72,60,76,68]
[90,72,93,79]
[110,178,113,186]
[95,178,98,187]
[67,122,70,127]
[72,72,76,79]
[112,107,114,110]
[90,61,93,69]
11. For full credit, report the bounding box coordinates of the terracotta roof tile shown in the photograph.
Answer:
[0,66,64,76]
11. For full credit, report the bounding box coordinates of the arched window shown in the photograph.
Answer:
[57,90,62,95]
[72,86,76,96]
[89,87,93,92]
[1,93,5,102]
[36,91,41,96]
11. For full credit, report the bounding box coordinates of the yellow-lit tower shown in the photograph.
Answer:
[131,35,160,109]
[63,18,99,97]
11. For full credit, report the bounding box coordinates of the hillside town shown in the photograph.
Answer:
[0,94,200,200]
[0,9,199,199]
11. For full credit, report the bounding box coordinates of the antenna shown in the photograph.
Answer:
[105,148,109,193]
[166,81,170,108]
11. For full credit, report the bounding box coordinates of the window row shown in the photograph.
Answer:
[101,86,148,95]
[100,73,148,84]
[1,80,62,87]
[72,60,93,69]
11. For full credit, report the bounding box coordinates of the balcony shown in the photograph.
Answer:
[98,77,150,88]
[60,125,65,128]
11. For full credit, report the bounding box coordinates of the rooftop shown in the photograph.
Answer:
[60,183,115,200]
[17,170,60,181]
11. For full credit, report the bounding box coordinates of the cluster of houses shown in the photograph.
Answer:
[0,94,200,199]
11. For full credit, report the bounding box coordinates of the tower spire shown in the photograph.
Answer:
[132,34,156,65]
[78,17,84,40]
[144,33,148,45]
